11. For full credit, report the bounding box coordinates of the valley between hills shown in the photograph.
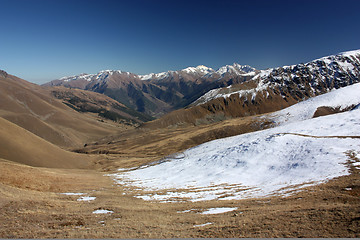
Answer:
[0,50,360,238]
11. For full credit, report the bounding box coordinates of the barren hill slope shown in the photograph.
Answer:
[0,73,126,148]
[0,117,90,168]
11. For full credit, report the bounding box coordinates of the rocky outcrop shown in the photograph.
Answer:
[0,70,8,78]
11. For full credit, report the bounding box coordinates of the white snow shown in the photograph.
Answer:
[58,69,132,83]
[242,71,256,76]
[111,84,360,202]
[193,223,213,227]
[77,196,96,202]
[216,64,256,76]
[340,49,360,57]
[138,63,255,81]
[139,73,155,80]
[60,73,93,82]
[61,192,85,196]
[92,209,113,214]
[182,65,214,75]
[195,78,269,105]
[117,167,138,171]
[200,207,238,215]
[156,71,170,79]
[266,82,360,126]
[177,209,195,213]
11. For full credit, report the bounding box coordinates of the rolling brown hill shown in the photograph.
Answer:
[0,72,128,148]
[0,117,90,168]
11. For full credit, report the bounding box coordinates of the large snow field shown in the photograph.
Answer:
[111,85,360,202]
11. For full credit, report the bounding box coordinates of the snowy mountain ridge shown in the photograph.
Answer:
[57,63,256,82]
[46,62,259,117]
[194,49,360,105]
[59,70,135,82]
[46,49,360,120]
[216,63,256,76]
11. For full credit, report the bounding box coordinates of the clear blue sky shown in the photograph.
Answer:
[1,0,359,84]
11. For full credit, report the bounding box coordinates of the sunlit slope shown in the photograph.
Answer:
[0,117,90,168]
[112,83,360,201]
[0,73,121,148]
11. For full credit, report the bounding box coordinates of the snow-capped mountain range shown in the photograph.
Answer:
[45,49,360,120]
[44,63,258,117]
[195,50,360,105]
[54,63,256,83]
[144,49,360,128]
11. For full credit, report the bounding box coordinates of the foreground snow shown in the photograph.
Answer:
[77,196,96,202]
[111,86,360,202]
[200,207,238,215]
[61,192,85,196]
[193,223,212,227]
[92,209,113,214]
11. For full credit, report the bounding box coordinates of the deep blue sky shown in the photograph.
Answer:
[1,0,359,84]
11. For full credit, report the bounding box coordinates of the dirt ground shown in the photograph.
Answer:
[0,150,359,238]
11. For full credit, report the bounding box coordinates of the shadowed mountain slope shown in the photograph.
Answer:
[49,87,154,124]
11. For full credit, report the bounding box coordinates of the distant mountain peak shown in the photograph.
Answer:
[181,65,215,75]
[194,49,360,106]
[59,73,93,82]
[216,63,256,76]
[339,49,360,57]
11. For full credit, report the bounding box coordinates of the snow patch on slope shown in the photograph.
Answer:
[195,78,269,105]
[110,84,360,202]
[267,82,360,126]
[200,207,238,215]
[111,111,360,201]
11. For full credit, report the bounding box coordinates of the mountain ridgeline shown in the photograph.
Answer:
[44,64,257,118]
[44,50,360,127]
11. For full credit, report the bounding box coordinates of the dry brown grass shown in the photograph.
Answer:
[0,74,126,148]
[80,114,269,169]
[0,154,359,238]
[0,117,93,168]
